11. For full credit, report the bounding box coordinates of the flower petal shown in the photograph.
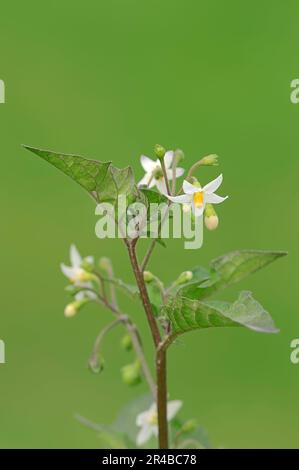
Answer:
[205,193,228,204]
[164,151,174,169]
[60,263,75,279]
[167,194,192,204]
[156,178,167,195]
[136,411,150,427]
[140,155,155,172]
[75,291,85,301]
[148,178,156,189]
[175,167,185,178]
[167,400,183,421]
[138,173,152,187]
[203,174,223,194]
[70,244,82,268]
[183,180,198,194]
[136,424,154,446]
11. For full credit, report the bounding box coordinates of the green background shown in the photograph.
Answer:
[0,0,298,448]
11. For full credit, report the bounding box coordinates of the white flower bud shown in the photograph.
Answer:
[205,214,219,230]
[64,303,77,318]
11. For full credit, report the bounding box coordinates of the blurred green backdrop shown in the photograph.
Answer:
[0,0,298,448]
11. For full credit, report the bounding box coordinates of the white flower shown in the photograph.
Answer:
[60,244,94,285]
[138,151,184,194]
[136,400,182,446]
[166,174,228,217]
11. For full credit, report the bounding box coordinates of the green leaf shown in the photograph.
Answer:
[23,145,136,204]
[140,188,168,205]
[75,414,128,448]
[163,291,279,336]
[179,250,287,300]
[112,394,153,445]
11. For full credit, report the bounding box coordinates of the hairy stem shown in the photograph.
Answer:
[156,348,168,448]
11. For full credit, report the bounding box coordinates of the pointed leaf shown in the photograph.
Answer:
[23,145,111,202]
[24,145,137,204]
[179,250,287,300]
[163,291,279,336]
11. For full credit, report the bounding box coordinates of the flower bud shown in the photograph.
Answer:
[143,271,154,283]
[199,154,219,166]
[174,148,185,162]
[181,419,197,433]
[187,176,201,188]
[77,269,96,283]
[88,355,105,374]
[175,271,193,285]
[154,144,166,159]
[204,204,219,231]
[81,258,94,272]
[121,361,141,386]
[64,303,77,318]
[121,334,133,351]
[64,298,89,318]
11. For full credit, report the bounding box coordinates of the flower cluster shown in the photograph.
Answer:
[138,146,228,230]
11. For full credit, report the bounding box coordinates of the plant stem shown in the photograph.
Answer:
[141,201,172,271]
[160,158,171,195]
[126,239,161,347]
[125,320,156,397]
[156,348,168,448]
[141,239,157,271]
[83,283,156,396]
[126,238,169,449]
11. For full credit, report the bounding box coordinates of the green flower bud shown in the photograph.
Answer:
[121,334,133,351]
[174,148,185,162]
[199,154,219,166]
[121,361,141,386]
[154,144,166,159]
[180,419,197,433]
[175,271,193,285]
[143,271,154,283]
[204,204,219,231]
[81,258,94,272]
[77,270,97,283]
[187,176,201,188]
